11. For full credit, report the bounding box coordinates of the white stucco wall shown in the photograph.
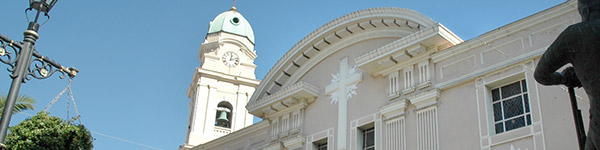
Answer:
[190,1,589,150]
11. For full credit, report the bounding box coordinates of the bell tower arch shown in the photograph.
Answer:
[181,6,259,149]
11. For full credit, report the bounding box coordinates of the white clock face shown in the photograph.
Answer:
[221,51,239,67]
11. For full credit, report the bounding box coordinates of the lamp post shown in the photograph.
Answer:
[0,0,78,147]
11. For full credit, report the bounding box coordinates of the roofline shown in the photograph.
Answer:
[248,7,438,109]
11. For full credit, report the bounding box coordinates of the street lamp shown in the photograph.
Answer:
[0,0,78,148]
[30,0,58,13]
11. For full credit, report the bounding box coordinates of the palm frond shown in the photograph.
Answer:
[0,95,36,115]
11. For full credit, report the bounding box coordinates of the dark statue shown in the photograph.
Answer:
[534,0,600,149]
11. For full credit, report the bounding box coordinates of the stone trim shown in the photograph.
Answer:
[197,68,259,85]
[383,116,406,150]
[380,99,408,120]
[415,106,440,150]
[355,24,461,71]
[431,0,576,63]
[217,34,257,60]
[264,142,283,150]
[402,87,416,95]
[435,47,545,90]
[408,89,440,110]
[282,135,305,150]
[417,81,432,90]
[192,120,269,150]
[186,67,260,101]
[247,81,318,117]
[305,128,334,150]
[249,7,439,110]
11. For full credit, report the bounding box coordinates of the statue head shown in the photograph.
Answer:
[578,0,600,21]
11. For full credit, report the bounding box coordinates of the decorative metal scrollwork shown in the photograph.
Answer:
[0,34,78,82]
[0,35,21,74]
[27,51,78,80]
[28,56,58,79]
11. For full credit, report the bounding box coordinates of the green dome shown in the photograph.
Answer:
[208,8,255,44]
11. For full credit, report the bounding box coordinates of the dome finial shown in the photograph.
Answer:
[231,0,237,11]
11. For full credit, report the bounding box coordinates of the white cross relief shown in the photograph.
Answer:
[325,57,362,150]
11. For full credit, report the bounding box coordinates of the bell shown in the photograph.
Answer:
[215,111,230,128]
[217,111,229,122]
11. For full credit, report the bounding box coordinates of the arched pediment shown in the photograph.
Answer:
[247,7,440,116]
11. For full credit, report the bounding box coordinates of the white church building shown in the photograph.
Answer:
[181,1,589,149]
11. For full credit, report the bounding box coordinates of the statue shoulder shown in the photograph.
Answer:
[553,24,587,41]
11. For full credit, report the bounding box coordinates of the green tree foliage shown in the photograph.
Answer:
[0,95,35,115]
[5,112,93,150]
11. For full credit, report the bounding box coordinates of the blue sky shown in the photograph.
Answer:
[0,0,566,149]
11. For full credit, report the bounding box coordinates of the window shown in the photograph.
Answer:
[313,138,328,150]
[317,143,328,150]
[362,128,375,150]
[491,79,531,134]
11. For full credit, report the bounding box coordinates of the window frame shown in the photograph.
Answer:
[489,79,531,134]
[313,137,328,150]
[317,143,328,150]
[361,127,375,150]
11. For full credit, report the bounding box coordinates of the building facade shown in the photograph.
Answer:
[180,7,259,149]
[186,1,589,150]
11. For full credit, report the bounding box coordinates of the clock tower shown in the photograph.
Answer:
[181,6,259,149]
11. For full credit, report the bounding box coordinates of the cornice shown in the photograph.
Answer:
[283,29,408,88]
[265,100,308,119]
[247,81,319,118]
[219,37,257,60]
[380,99,408,120]
[196,68,260,86]
[355,23,462,76]
[249,7,438,106]
[192,120,269,150]
[281,135,305,149]
[409,89,440,110]
[431,0,576,63]
[356,24,457,66]
[207,31,256,46]
[187,68,260,98]
[187,67,202,98]
[435,47,546,90]
[263,142,283,150]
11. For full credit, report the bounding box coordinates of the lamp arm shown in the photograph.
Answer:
[0,34,77,80]
[30,50,78,79]
[0,34,22,72]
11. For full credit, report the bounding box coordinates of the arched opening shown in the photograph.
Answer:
[215,101,233,128]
